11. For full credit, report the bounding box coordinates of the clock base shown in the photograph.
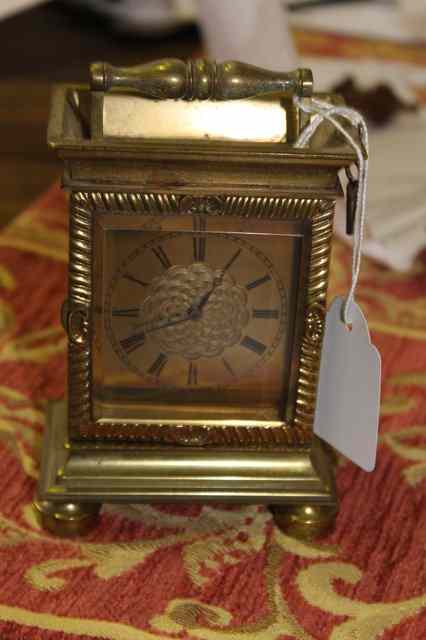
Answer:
[37,399,337,540]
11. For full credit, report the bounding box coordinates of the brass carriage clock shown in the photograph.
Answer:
[36,59,356,539]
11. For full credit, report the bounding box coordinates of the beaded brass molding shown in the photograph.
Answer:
[80,421,308,447]
[75,191,328,221]
[67,195,92,437]
[67,191,334,446]
[294,203,333,434]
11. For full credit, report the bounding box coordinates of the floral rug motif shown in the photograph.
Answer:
[0,184,426,640]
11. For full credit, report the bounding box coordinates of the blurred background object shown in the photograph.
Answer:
[1,0,425,269]
[398,0,426,43]
[0,1,201,227]
[331,77,417,127]
[0,0,48,21]
[287,0,426,102]
[66,0,197,35]
[198,0,297,70]
[285,0,426,270]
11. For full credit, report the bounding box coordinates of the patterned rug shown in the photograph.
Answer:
[0,183,426,640]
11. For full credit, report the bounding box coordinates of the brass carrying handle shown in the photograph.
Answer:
[90,58,313,101]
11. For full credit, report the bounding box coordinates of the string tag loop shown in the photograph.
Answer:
[294,97,381,472]
[294,96,369,326]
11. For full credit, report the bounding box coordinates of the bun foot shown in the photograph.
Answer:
[34,500,101,537]
[271,503,337,540]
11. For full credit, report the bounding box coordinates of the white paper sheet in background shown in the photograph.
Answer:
[288,1,426,43]
[335,111,426,272]
[289,2,426,100]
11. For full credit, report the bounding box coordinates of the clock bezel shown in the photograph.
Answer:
[67,191,334,448]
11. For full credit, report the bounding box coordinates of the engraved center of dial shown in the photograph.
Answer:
[138,262,249,359]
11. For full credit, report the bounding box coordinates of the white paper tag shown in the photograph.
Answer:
[313,296,381,471]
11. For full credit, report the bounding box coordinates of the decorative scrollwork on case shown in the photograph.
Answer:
[305,303,325,345]
[61,300,90,346]
[179,195,224,215]
[68,191,335,446]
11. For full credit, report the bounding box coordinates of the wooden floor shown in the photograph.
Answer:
[0,1,200,227]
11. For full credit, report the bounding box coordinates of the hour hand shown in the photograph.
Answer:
[189,275,223,317]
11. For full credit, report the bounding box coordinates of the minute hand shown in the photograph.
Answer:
[146,313,194,332]
[133,308,195,334]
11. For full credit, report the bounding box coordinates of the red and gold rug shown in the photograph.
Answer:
[0,184,425,639]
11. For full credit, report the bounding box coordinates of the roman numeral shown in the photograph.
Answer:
[120,331,146,354]
[123,273,148,287]
[148,353,168,377]
[112,307,139,318]
[252,308,279,319]
[223,248,241,272]
[222,357,236,378]
[240,335,266,356]
[187,362,198,385]
[192,215,207,262]
[193,235,206,262]
[152,246,171,270]
[246,274,271,290]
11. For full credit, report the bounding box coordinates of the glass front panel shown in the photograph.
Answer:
[92,213,308,425]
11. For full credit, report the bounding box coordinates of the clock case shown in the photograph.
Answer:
[37,59,356,538]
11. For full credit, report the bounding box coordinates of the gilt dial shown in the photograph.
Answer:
[105,230,287,387]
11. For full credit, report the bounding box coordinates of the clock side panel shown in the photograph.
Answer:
[66,192,335,447]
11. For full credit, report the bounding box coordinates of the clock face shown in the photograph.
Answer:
[104,231,287,389]
[93,214,305,424]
